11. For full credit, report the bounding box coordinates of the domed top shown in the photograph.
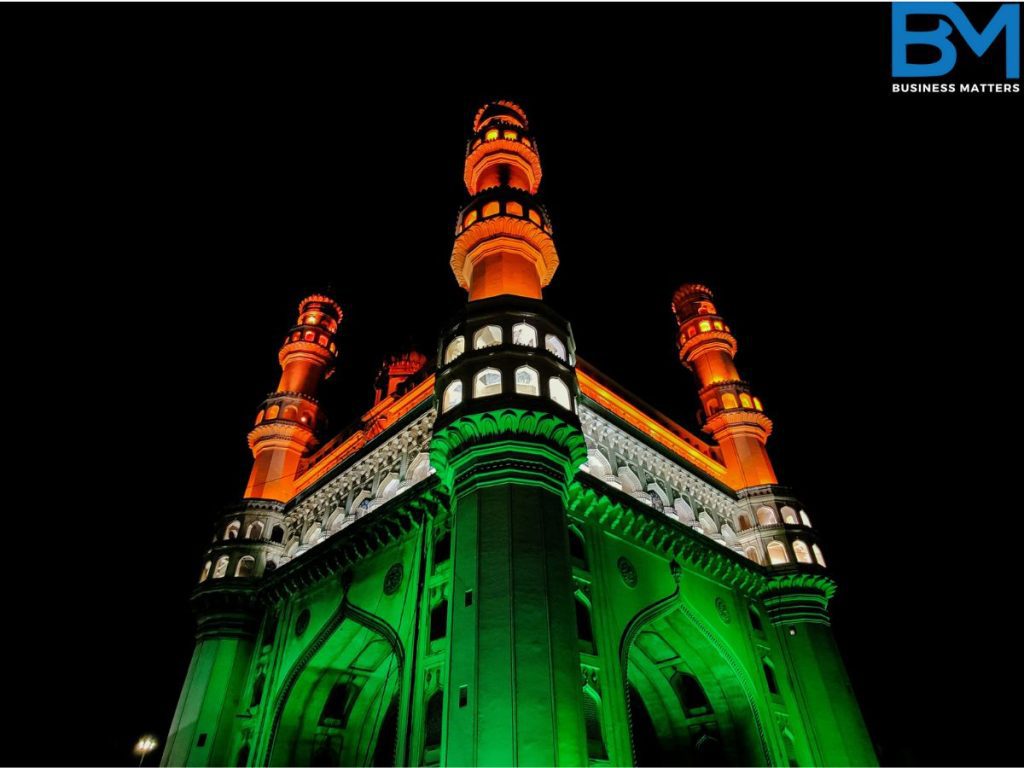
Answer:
[671,283,718,323]
[298,294,343,322]
[473,101,529,133]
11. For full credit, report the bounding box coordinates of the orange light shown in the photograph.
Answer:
[482,201,500,218]
[753,397,763,411]
[305,314,318,325]
[503,130,518,140]
[485,128,499,141]
[463,210,478,227]
[506,201,523,216]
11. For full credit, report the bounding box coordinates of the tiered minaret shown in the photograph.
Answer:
[431,101,589,766]
[672,284,777,490]
[244,294,342,501]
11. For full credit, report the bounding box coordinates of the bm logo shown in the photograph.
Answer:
[892,2,1020,77]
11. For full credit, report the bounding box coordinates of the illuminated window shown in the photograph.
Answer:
[225,520,241,540]
[699,320,712,333]
[482,201,500,217]
[303,330,315,342]
[713,320,723,330]
[212,556,230,579]
[512,322,537,347]
[766,541,789,565]
[515,366,540,395]
[528,209,542,226]
[793,540,813,564]
[813,544,826,567]
[255,410,264,425]
[781,506,798,525]
[246,521,265,539]
[199,561,211,582]
[800,510,812,527]
[756,506,778,526]
[305,314,318,325]
[318,334,329,347]
[474,325,502,349]
[326,319,337,333]
[549,377,572,409]
[235,556,256,578]
[687,327,696,338]
[503,130,518,140]
[444,336,465,364]
[442,380,463,412]
[291,332,300,341]
[463,209,478,227]
[506,201,523,216]
[753,397,763,411]
[474,368,502,397]
[329,343,337,354]
[744,547,762,565]
[737,514,753,531]
[740,393,753,409]
[266,405,279,420]
[485,128,499,141]
[722,393,738,409]
[545,334,567,361]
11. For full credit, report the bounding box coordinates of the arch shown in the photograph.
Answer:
[736,514,753,532]
[648,482,671,508]
[583,689,608,761]
[766,541,789,565]
[739,393,753,409]
[408,452,432,484]
[444,336,464,364]
[514,365,540,395]
[212,556,229,579]
[473,368,502,398]
[246,521,265,540]
[199,561,211,583]
[442,380,463,412]
[698,512,719,534]
[617,466,643,493]
[720,524,737,543]
[430,600,448,642]
[744,546,763,565]
[674,497,695,523]
[283,405,299,421]
[780,506,799,525]
[707,398,720,415]
[756,506,778,527]
[800,509,812,527]
[266,404,280,420]
[473,325,502,349]
[434,531,451,568]
[376,472,400,501]
[512,322,537,347]
[813,544,827,567]
[584,448,613,478]
[271,525,285,544]
[545,333,567,361]
[549,377,572,409]
[424,690,444,758]
[792,540,813,564]
[722,393,738,409]
[225,520,241,540]
[235,556,256,578]
[370,696,399,767]
[303,524,322,545]
[576,594,596,654]
[762,659,779,695]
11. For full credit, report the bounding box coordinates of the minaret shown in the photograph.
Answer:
[244,294,342,501]
[431,101,589,766]
[672,284,777,490]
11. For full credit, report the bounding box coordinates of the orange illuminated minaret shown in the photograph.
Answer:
[451,100,559,301]
[672,284,777,490]
[244,294,342,501]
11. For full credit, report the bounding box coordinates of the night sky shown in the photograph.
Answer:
[7,4,1020,767]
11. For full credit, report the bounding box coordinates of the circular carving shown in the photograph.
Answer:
[383,563,404,596]
[617,557,638,588]
[294,608,311,637]
[715,597,731,624]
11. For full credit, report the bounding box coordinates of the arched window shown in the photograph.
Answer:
[699,320,712,332]
[442,380,463,412]
[671,671,712,716]
[544,334,567,361]
[722,393,738,409]
[482,201,500,217]
[264,561,277,573]
[473,368,502,397]
[781,506,799,525]
[512,322,537,347]
[707,398,720,415]
[255,410,264,425]
[424,691,444,753]
[576,596,596,654]
[212,556,230,579]
[303,330,315,342]
[246,521,264,540]
[235,556,256,578]
[763,660,780,694]
[753,397,764,411]
[199,561,211,582]
[744,546,763,565]
[434,531,451,567]
[737,514,753,531]
[270,525,284,544]
[569,527,587,569]
[675,497,695,523]
[800,510,812,527]
[430,600,448,642]
[749,606,764,632]
[224,520,241,540]
[473,325,502,349]
[319,682,353,727]
[767,541,789,565]
[549,377,572,409]
[266,404,279,420]
[250,673,265,708]
[793,540,813,564]
[484,128,499,141]
[757,506,778,526]
[813,544,827,567]
[515,366,540,395]
[583,692,608,760]
[740,393,753,409]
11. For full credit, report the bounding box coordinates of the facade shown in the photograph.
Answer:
[162,101,876,767]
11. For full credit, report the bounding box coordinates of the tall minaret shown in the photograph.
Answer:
[244,294,342,501]
[431,101,589,766]
[672,284,777,490]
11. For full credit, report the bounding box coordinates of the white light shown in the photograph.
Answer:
[134,735,159,756]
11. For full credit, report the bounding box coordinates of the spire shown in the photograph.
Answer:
[450,101,559,301]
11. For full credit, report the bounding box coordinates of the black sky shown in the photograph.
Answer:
[6,4,1021,766]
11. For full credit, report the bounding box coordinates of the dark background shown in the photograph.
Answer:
[5,3,1020,766]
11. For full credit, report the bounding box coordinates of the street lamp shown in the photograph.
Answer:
[134,735,159,767]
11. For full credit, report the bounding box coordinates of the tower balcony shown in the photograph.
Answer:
[464,124,542,195]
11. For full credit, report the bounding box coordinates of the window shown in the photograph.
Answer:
[781,506,799,525]
[793,540,813,564]
[474,325,502,349]
[671,671,712,716]
[424,691,444,752]
[474,368,502,397]
[740,393,753,409]
[744,547,762,565]
[722,393,738,409]
[463,209,478,228]
[303,330,315,342]
[749,607,764,632]
[270,525,285,544]
[434,531,451,566]
[569,527,587,568]
[444,336,465,364]
[544,334,567,361]
[212,556,230,579]
[485,128,499,141]
[528,209,542,226]
[756,506,778,526]
[235,556,256,578]
[515,366,540,395]
[319,682,353,727]
[255,410,264,425]
[713,320,724,330]
[304,314,318,326]
[512,322,537,347]
[506,201,523,216]
[430,600,448,642]
[246,521,264,540]
[699,320,712,332]
[767,541,789,565]
[549,377,572,410]
[482,201,500,217]
[225,521,241,540]
[800,510,812,527]
[266,405,279,420]
[442,380,463,412]
[576,596,596,654]
[813,544,827,567]
[503,129,518,140]
[199,561,211,582]
[753,397,764,411]
[737,514,753,531]
[763,662,780,694]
